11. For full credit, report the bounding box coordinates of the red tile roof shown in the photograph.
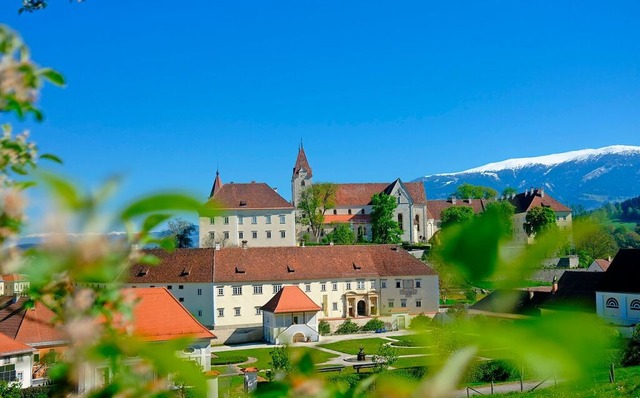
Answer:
[1,273,26,282]
[292,147,313,178]
[323,214,370,224]
[261,286,321,314]
[505,189,571,213]
[0,332,35,356]
[334,181,427,206]
[427,199,489,220]
[214,245,436,283]
[203,182,294,211]
[0,297,67,346]
[129,248,215,283]
[123,288,215,342]
[593,259,611,272]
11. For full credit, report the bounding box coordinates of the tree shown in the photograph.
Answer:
[484,201,516,238]
[573,220,618,263]
[297,182,337,242]
[325,223,356,245]
[440,206,475,229]
[165,217,197,248]
[523,206,557,236]
[453,183,498,200]
[502,187,518,197]
[372,343,398,373]
[370,193,402,244]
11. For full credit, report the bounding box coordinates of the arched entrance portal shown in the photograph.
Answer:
[357,300,366,316]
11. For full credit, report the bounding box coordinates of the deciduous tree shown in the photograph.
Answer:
[297,182,337,242]
[325,223,356,245]
[453,183,497,200]
[441,206,475,229]
[485,201,516,238]
[523,206,557,236]
[165,217,197,248]
[370,193,402,244]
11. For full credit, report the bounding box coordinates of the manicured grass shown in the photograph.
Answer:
[393,355,434,369]
[211,346,339,370]
[390,334,431,347]
[318,337,392,355]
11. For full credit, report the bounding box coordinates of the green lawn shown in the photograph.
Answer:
[392,355,434,369]
[318,337,391,355]
[211,346,339,370]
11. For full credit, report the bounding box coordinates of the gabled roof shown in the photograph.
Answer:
[0,332,35,356]
[0,297,67,346]
[203,182,294,211]
[1,273,26,282]
[214,245,436,283]
[128,249,215,283]
[427,199,489,220]
[592,259,611,272]
[123,288,215,342]
[504,189,571,214]
[261,286,321,314]
[597,249,640,294]
[469,289,550,317]
[292,146,313,179]
[209,171,223,198]
[334,181,427,206]
[543,271,606,312]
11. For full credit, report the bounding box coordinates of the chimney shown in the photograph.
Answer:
[539,188,545,197]
[524,188,528,196]
[528,289,534,300]
[215,243,221,251]
[467,198,472,204]
[451,197,456,204]
[241,240,248,249]
[551,276,558,294]
[273,187,278,193]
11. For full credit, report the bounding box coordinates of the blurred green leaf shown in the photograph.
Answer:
[120,193,201,221]
[39,171,83,209]
[141,214,172,233]
[40,153,63,164]
[39,68,66,86]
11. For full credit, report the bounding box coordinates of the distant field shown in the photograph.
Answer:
[603,218,638,230]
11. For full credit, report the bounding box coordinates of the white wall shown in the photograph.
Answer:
[596,292,640,326]
[1,352,33,388]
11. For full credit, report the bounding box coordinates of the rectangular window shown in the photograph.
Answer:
[179,285,184,290]
[357,280,365,290]
[403,280,415,289]
[321,283,326,292]
[217,308,224,317]
[401,299,407,308]
[332,302,338,311]
[239,231,244,239]
[197,310,203,316]
[223,231,230,239]
[209,231,215,241]
[197,288,202,295]
[332,282,338,291]
[266,230,272,239]
[179,297,184,302]
[381,280,387,289]
[416,300,422,308]
[224,216,229,225]
[253,285,263,295]
[388,300,394,308]
[371,280,376,290]
[232,286,242,296]
[238,216,244,225]
[279,215,286,224]
[280,230,286,238]
[266,215,272,224]
[252,231,258,239]
[346,282,352,290]
[415,279,422,288]
[209,217,215,225]
[167,285,172,290]
[255,307,262,315]
[234,307,241,316]
[217,287,224,296]
[395,280,401,288]
[252,216,257,224]
[305,283,311,292]
[273,284,283,293]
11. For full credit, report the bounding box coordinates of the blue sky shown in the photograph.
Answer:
[3,1,640,230]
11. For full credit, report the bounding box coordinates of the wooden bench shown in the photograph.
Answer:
[317,365,345,373]
[352,363,377,373]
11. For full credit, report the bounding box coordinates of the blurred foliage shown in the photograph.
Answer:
[622,324,640,367]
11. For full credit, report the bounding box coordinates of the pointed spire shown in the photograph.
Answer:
[292,145,312,179]
[209,169,223,198]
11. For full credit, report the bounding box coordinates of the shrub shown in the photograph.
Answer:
[464,360,520,383]
[373,342,398,372]
[318,320,331,335]
[335,319,361,335]
[409,313,431,330]
[21,385,53,398]
[622,324,640,366]
[361,318,385,332]
[464,288,477,302]
[211,355,248,365]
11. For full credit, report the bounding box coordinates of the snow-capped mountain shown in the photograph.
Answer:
[414,145,640,209]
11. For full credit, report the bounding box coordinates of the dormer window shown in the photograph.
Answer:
[138,268,149,276]
[180,268,190,276]
[239,200,247,207]
[235,266,246,274]
[353,263,361,270]
[287,265,295,273]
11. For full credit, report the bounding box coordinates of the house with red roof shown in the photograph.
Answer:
[1,274,29,297]
[588,258,612,272]
[291,146,429,243]
[127,245,439,343]
[261,286,322,344]
[199,171,297,248]
[0,332,35,388]
[78,287,216,393]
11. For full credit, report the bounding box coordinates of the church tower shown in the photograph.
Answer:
[291,144,313,208]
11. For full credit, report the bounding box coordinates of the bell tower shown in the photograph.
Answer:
[291,143,313,209]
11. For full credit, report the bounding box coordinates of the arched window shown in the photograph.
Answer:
[398,214,403,231]
[414,214,420,231]
[630,299,640,311]
[606,297,619,309]
[301,180,305,187]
